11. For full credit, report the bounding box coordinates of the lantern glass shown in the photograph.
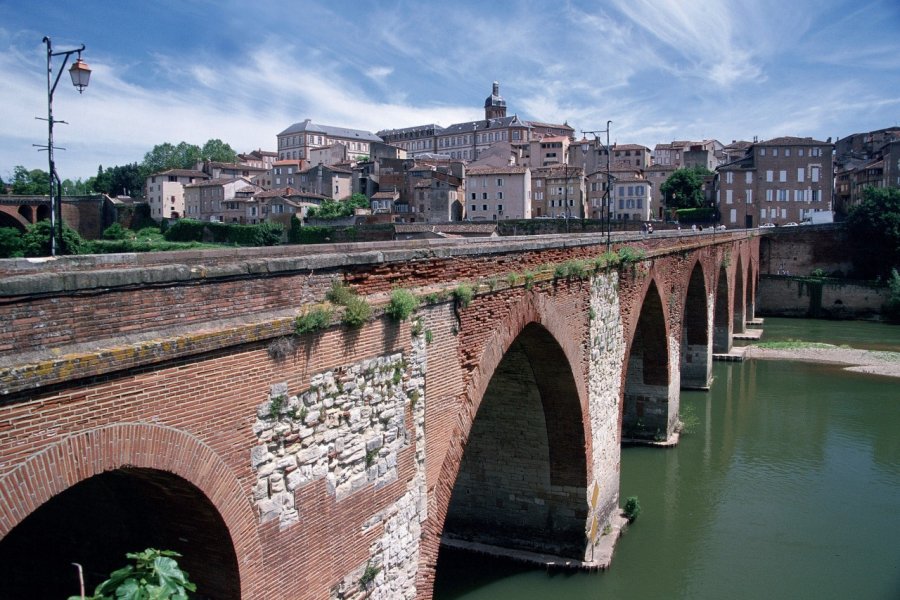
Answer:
[69,58,91,93]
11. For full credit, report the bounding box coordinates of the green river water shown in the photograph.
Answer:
[433,319,900,600]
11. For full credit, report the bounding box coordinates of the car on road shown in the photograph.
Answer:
[759,222,775,228]
[783,222,799,227]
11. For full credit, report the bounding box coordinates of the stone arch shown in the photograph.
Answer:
[713,263,731,353]
[622,279,671,441]
[17,205,34,223]
[680,259,711,389]
[733,252,746,334]
[0,207,28,231]
[35,204,52,221]
[0,423,263,599]
[424,292,590,586]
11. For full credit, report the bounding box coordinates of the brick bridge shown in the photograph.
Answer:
[0,229,759,599]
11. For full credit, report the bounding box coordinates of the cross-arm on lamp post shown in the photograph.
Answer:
[581,121,613,249]
[34,36,91,256]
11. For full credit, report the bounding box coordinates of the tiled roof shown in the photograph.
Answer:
[372,191,399,199]
[527,120,574,132]
[440,115,525,135]
[613,144,650,151]
[760,136,830,146]
[278,119,382,142]
[151,169,208,178]
[467,165,529,175]
[207,161,268,172]
[531,165,583,177]
[183,177,244,188]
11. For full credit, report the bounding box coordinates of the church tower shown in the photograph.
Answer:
[484,81,507,120]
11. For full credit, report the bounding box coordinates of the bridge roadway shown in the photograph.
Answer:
[0,229,760,599]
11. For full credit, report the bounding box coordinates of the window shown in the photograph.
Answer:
[745,172,753,184]
[799,148,804,157]
[482,204,488,211]
[784,148,791,157]
[760,147,766,156]
[636,185,644,195]
[482,192,488,200]
[766,170,773,182]
[498,204,503,213]
[747,190,753,204]
[766,190,773,202]
[726,171,734,184]
[811,167,820,182]
[471,204,477,212]
[726,190,733,204]
[471,192,476,200]
[496,192,503,200]
[730,208,737,223]
[778,189,787,201]
[636,198,642,209]
[497,178,503,187]
[773,148,779,157]
[797,168,805,182]
[536,179,543,188]
[812,190,819,202]
[779,170,787,182]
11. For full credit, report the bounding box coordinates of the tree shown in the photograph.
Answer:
[660,166,710,209]
[20,220,85,256]
[142,141,202,175]
[845,186,900,280]
[0,227,23,258]
[89,163,144,197]
[10,166,51,195]
[201,138,238,163]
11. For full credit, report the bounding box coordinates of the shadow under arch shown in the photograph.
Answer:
[733,253,746,334]
[713,263,731,353]
[622,279,671,441]
[681,260,712,390]
[0,423,262,599]
[0,467,240,599]
[437,314,589,569]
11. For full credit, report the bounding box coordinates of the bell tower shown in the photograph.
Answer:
[484,81,507,120]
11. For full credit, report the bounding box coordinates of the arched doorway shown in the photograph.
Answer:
[681,262,711,389]
[0,468,241,600]
[622,280,671,441]
[441,323,588,560]
[713,265,731,354]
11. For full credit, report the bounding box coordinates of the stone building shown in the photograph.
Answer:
[183,177,257,222]
[716,136,833,227]
[144,169,209,220]
[277,119,380,162]
[531,165,584,218]
[466,165,531,220]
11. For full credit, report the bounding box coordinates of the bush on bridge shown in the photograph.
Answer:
[385,288,419,321]
[68,548,196,600]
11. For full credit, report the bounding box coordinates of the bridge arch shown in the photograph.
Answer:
[0,423,262,599]
[680,259,712,390]
[622,278,672,441]
[733,253,746,334]
[713,264,731,353]
[427,291,591,582]
[0,208,28,231]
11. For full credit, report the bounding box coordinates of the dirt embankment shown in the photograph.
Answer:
[744,346,900,379]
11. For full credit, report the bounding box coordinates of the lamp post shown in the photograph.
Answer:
[35,36,91,256]
[581,121,613,249]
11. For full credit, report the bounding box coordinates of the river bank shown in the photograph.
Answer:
[745,345,900,378]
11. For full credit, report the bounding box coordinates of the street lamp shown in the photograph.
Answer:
[582,121,613,249]
[35,36,91,256]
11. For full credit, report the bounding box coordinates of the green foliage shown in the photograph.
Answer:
[162,219,282,246]
[326,280,355,306]
[200,138,238,163]
[617,246,646,267]
[341,296,373,328]
[886,269,900,321]
[505,272,519,286]
[10,165,51,195]
[102,222,130,240]
[21,220,85,256]
[424,329,434,344]
[269,394,286,420]
[90,163,145,198]
[660,167,708,209]
[69,548,196,600]
[452,283,474,307]
[386,288,419,321]
[845,187,900,280]
[410,317,424,337]
[295,306,333,334]
[675,207,716,223]
[307,194,368,220]
[810,268,826,279]
[293,224,332,244]
[623,496,641,523]
[523,271,535,289]
[0,227,24,258]
[142,141,201,173]
[359,562,381,590]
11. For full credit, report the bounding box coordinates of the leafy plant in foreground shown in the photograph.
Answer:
[69,548,196,600]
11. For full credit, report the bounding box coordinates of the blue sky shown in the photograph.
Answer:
[2,0,899,181]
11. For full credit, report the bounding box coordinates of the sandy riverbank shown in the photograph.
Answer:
[744,346,900,379]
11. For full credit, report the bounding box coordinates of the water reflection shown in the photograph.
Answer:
[434,329,900,600]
